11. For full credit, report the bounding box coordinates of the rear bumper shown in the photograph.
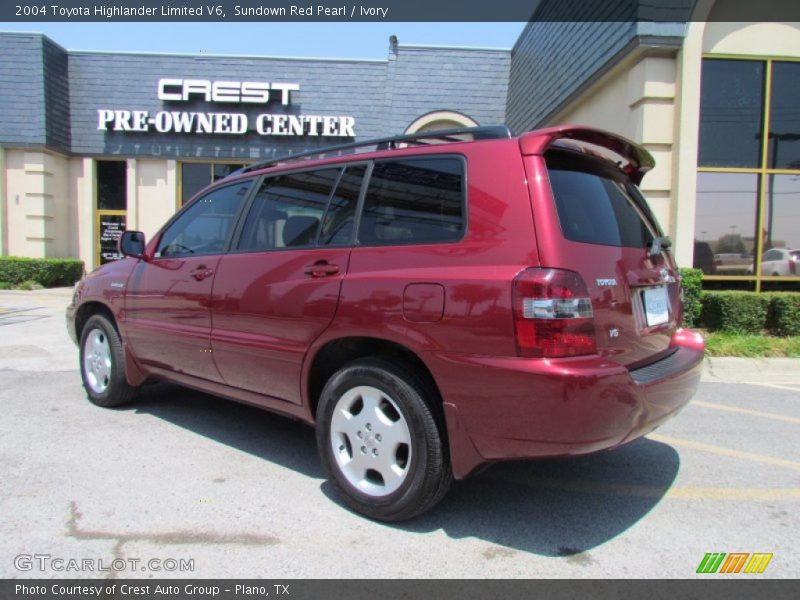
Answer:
[427,329,704,478]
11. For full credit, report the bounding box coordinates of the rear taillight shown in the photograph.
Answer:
[791,260,796,275]
[513,268,597,358]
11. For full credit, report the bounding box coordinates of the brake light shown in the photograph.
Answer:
[791,260,796,275]
[513,268,597,358]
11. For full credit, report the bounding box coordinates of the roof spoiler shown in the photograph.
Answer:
[519,126,655,184]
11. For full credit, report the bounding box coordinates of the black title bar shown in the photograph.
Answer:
[2,0,800,22]
[4,579,800,600]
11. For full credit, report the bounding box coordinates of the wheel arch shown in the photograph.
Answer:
[305,336,443,423]
[74,301,117,341]
[74,300,147,387]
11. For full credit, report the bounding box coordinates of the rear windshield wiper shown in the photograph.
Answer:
[648,236,672,258]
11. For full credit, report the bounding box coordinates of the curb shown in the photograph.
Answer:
[0,287,74,299]
[703,356,800,385]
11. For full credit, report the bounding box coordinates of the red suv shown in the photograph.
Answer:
[67,125,704,521]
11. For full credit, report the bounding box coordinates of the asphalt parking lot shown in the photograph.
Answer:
[1,289,799,579]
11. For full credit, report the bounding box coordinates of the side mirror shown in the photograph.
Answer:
[119,231,147,259]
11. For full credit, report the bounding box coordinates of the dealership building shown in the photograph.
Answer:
[0,1,798,291]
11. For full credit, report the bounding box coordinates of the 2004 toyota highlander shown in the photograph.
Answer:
[67,125,704,521]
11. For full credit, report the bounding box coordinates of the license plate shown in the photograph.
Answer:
[643,286,669,327]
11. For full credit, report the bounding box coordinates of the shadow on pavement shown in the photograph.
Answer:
[132,382,679,556]
[393,438,679,556]
[133,382,323,479]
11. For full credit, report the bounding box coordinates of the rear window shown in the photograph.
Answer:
[358,157,464,245]
[546,152,656,248]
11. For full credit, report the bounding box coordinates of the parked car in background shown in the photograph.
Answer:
[66,125,704,521]
[713,252,752,275]
[751,248,800,276]
[693,241,716,275]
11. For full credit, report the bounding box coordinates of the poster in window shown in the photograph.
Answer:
[99,215,126,264]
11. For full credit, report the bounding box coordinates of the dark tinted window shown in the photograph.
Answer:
[238,169,340,251]
[156,181,252,257]
[359,158,464,245]
[181,162,247,205]
[547,153,655,248]
[769,61,800,169]
[97,161,126,210]
[181,163,211,205]
[699,59,765,168]
[320,165,366,246]
[213,163,247,181]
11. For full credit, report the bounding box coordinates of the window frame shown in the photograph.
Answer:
[544,148,661,250]
[178,160,249,208]
[354,154,469,248]
[228,161,372,255]
[95,159,128,266]
[697,54,800,291]
[152,177,258,260]
[226,153,469,255]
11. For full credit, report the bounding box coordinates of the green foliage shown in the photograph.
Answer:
[0,257,84,287]
[16,280,44,291]
[766,293,800,337]
[704,332,800,357]
[701,291,769,334]
[678,268,703,327]
[0,281,11,290]
[715,234,746,254]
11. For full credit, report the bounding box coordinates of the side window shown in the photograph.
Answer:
[764,249,782,261]
[238,169,340,252]
[156,180,252,258]
[358,158,464,246]
[320,165,366,246]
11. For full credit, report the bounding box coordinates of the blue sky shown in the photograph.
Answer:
[0,22,526,58]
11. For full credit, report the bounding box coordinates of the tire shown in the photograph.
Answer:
[316,358,452,522]
[79,314,138,408]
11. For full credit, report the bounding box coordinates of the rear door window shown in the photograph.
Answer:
[546,152,657,248]
[358,157,464,245]
[237,168,341,251]
[319,165,366,246]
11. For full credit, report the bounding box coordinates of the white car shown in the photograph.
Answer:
[754,248,799,276]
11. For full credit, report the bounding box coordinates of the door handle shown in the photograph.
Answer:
[190,266,214,281]
[304,261,340,278]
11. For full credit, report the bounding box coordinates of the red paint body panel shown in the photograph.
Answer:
[210,247,351,404]
[424,341,702,477]
[125,255,223,382]
[67,126,704,482]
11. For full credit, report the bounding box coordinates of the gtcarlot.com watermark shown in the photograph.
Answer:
[14,553,195,573]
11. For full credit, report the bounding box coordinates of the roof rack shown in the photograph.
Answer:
[236,125,512,175]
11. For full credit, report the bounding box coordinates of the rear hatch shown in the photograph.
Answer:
[522,128,680,368]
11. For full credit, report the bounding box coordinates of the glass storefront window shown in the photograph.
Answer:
[694,173,759,276]
[96,160,127,265]
[768,62,800,170]
[762,175,800,277]
[97,161,127,210]
[696,57,800,291]
[180,162,247,205]
[699,59,765,168]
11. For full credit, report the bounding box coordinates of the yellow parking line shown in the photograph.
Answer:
[666,487,800,501]
[649,433,800,471]
[744,382,800,393]
[691,400,800,425]
[487,472,800,501]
